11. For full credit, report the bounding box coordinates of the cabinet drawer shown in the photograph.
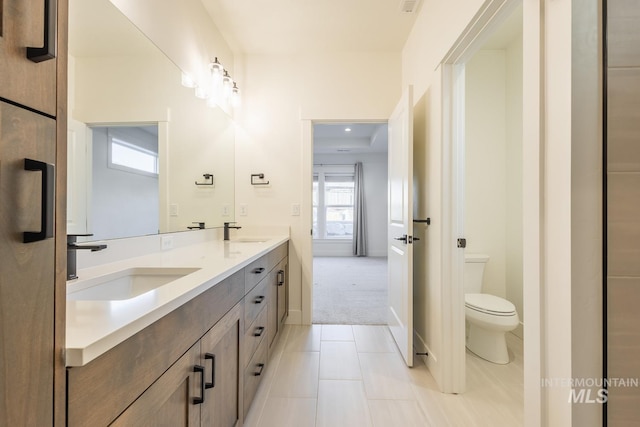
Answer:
[244,278,268,333]
[245,254,270,294]
[243,335,268,418]
[244,242,287,294]
[244,306,267,368]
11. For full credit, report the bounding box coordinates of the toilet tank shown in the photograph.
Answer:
[464,254,489,294]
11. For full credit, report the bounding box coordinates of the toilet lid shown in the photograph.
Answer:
[465,293,516,315]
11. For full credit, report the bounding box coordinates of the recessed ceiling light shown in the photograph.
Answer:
[345,127,352,132]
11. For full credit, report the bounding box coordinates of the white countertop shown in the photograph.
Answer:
[65,234,289,367]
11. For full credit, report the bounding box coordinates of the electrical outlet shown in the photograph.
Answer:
[222,204,230,217]
[161,236,174,250]
[239,204,248,216]
[291,203,300,216]
[170,204,179,217]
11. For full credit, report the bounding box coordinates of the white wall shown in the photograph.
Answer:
[505,34,524,339]
[464,40,524,338]
[234,52,401,323]
[313,152,388,257]
[465,50,508,299]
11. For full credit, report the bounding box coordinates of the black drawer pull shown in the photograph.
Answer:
[252,267,265,274]
[254,295,265,304]
[254,363,265,376]
[205,353,215,389]
[27,0,57,62]
[254,326,265,337]
[277,270,285,286]
[23,159,54,243]
[193,365,205,404]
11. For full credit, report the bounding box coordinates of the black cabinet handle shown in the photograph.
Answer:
[254,295,265,304]
[253,363,265,376]
[193,365,205,404]
[23,159,54,243]
[204,353,215,389]
[277,270,285,286]
[254,326,265,337]
[27,0,57,62]
[252,267,265,274]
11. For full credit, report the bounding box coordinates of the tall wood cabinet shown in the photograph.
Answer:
[0,0,68,425]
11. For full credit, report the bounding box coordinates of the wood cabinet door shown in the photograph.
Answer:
[0,0,57,116]
[0,100,56,426]
[200,304,241,427]
[110,343,202,427]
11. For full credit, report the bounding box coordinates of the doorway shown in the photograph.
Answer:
[461,4,524,421]
[311,122,389,325]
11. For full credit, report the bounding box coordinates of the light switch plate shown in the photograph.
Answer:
[291,203,300,216]
[169,204,179,217]
[222,204,230,217]
[239,204,248,216]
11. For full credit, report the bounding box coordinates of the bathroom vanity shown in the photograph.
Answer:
[65,236,288,426]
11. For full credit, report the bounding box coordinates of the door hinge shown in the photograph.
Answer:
[457,238,466,248]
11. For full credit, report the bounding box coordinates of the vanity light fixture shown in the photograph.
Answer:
[222,70,233,98]
[209,57,224,84]
[231,82,241,107]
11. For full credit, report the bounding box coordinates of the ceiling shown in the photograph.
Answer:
[313,123,388,154]
[200,0,422,55]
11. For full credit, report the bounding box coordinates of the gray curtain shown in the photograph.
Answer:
[353,162,367,256]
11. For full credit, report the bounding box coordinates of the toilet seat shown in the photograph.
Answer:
[465,293,516,316]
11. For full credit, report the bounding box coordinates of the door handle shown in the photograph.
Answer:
[204,353,215,389]
[27,0,57,62]
[277,270,285,286]
[252,267,265,274]
[394,235,408,244]
[193,365,205,404]
[253,363,265,376]
[23,159,55,243]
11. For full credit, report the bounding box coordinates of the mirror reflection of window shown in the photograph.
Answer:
[109,137,159,176]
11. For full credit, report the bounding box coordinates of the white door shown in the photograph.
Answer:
[387,86,414,367]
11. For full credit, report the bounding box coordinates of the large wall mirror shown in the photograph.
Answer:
[68,0,235,241]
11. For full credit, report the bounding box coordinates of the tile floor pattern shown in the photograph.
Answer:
[245,324,524,427]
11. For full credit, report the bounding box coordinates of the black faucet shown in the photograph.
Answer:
[223,222,241,241]
[188,222,205,230]
[67,234,107,280]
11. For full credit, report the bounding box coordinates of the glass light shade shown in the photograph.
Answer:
[231,83,241,107]
[222,71,233,98]
[181,72,197,88]
[195,86,208,99]
[210,57,224,85]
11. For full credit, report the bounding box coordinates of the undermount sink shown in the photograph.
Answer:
[229,237,269,243]
[67,267,201,301]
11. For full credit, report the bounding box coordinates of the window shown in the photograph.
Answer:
[313,168,355,240]
[108,134,159,177]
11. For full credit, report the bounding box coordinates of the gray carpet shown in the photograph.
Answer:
[313,256,388,325]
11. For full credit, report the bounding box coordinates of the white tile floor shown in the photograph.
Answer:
[245,324,524,427]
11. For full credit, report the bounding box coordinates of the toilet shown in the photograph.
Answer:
[464,254,519,364]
